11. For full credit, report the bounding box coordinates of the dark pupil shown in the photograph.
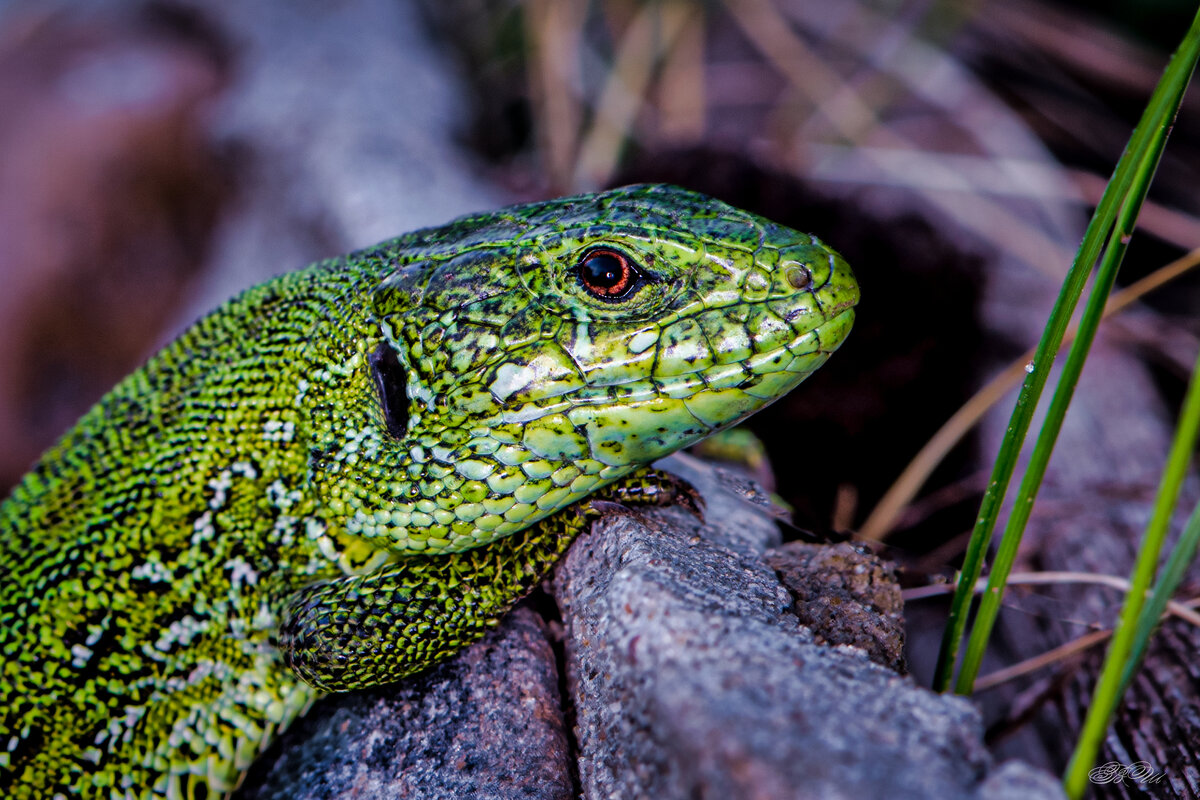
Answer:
[582,252,626,290]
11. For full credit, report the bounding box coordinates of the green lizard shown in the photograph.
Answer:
[0,184,858,798]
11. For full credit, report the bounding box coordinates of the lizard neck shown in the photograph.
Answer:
[301,313,637,554]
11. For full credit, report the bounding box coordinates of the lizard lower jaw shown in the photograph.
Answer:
[500,307,855,429]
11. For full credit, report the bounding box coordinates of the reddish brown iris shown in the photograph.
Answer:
[576,248,640,301]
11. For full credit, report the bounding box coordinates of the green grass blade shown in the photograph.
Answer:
[956,202,1158,692]
[1062,343,1200,798]
[930,144,1128,696]
[930,326,1077,691]
[930,14,1200,694]
[1120,499,1200,695]
[954,4,1200,701]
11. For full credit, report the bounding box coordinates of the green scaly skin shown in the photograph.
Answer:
[0,184,858,798]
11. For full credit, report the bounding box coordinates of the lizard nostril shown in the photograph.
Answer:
[785,265,812,291]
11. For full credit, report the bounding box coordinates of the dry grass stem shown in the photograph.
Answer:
[572,1,696,189]
[525,0,589,191]
[861,247,1200,540]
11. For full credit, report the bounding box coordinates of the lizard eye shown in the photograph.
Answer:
[575,248,644,302]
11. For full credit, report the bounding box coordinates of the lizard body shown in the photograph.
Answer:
[0,184,858,797]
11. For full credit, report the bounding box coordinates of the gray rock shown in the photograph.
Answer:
[555,453,1067,800]
[766,539,907,673]
[978,761,1073,800]
[236,606,572,800]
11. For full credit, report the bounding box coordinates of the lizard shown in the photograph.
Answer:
[0,183,858,798]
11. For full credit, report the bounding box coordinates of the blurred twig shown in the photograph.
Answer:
[906,570,1200,692]
[572,1,697,189]
[982,0,1165,100]
[1072,170,1200,251]
[655,0,705,143]
[975,630,1110,693]
[725,0,1077,276]
[904,571,1200,628]
[525,0,589,191]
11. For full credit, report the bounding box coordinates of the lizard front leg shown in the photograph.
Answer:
[279,467,697,691]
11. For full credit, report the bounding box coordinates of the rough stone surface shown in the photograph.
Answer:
[556,453,1067,800]
[765,540,907,673]
[978,761,1075,800]
[236,607,572,800]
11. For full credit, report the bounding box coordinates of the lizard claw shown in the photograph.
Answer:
[665,475,705,520]
[587,467,705,522]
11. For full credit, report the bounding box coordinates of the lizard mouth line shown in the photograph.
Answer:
[498,306,856,424]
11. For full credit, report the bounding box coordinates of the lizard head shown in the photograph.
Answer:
[377,183,858,466]
[318,184,856,551]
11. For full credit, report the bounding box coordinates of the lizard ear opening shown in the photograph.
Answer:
[369,342,409,439]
